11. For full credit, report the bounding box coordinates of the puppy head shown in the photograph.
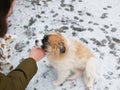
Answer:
[36,32,67,56]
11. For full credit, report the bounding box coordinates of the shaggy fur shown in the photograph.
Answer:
[36,32,96,90]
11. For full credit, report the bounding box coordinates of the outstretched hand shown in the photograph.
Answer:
[29,47,45,62]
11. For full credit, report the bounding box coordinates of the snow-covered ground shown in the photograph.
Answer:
[8,0,120,90]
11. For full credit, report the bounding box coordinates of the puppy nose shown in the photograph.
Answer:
[35,40,39,44]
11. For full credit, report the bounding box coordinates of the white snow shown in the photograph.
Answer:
[7,0,120,90]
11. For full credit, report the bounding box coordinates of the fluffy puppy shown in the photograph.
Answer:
[36,32,96,90]
[0,34,15,75]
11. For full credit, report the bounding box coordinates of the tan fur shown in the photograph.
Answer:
[73,40,94,59]
[39,32,96,90]
[47,33,69,60]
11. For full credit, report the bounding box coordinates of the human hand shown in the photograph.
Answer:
[29,47,45,62]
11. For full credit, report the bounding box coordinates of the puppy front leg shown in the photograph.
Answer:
[53,69,70,86]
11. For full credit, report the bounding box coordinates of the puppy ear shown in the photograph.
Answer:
[59,42,66,53]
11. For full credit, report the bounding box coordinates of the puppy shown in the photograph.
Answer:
[0,34,15,75]
[36,32,96,90]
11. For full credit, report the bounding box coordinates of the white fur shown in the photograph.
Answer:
[38,32,96,90]
[46,37,96,90]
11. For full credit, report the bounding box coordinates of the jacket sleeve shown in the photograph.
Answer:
[0,58,38,90]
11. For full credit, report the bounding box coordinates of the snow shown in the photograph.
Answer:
[8,0,120,90]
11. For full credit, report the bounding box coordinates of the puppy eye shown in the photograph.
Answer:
[42,39,47,43]
[42,38,49,45]
[42,35,49,43]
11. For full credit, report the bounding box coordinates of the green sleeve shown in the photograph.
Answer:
[0,58,38,90]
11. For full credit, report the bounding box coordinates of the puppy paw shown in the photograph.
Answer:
[46,63,53,68]
[67,77,75,81]
[53,80,63,86]
[67,75,76,80]
[85,87,93,90]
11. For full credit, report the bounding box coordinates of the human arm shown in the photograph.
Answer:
[0,58,37,90]
[0,47,45,90]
